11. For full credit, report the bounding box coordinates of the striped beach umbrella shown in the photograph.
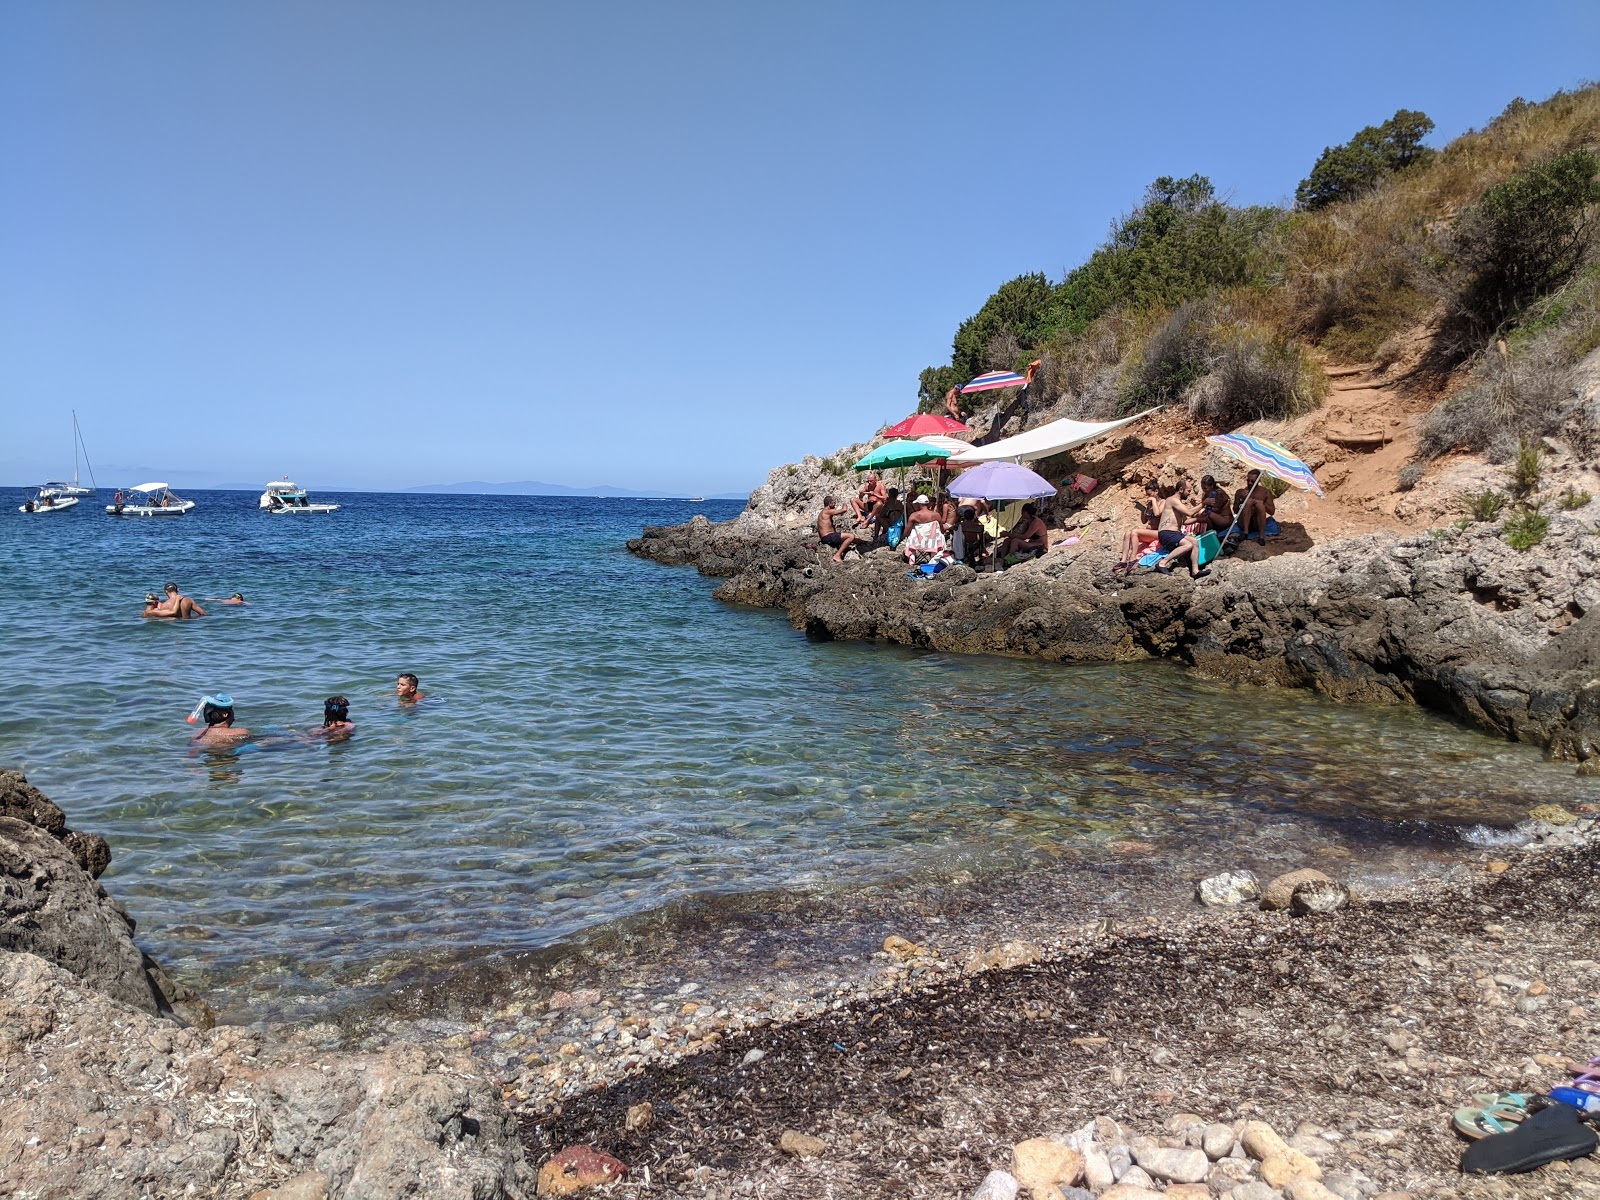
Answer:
[1206,433,1324,497]
[959,370,1029,395]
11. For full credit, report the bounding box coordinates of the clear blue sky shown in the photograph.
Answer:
[4,1,1596,493]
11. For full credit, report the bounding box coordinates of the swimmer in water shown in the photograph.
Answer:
[202,592,248,605]
[148,582,205,619]
[315,695,355,739]
[396,673,425,703]
[188,695,249,746]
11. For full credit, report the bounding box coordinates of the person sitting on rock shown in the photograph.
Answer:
[1195,474,1234,534]
[901,495,948,564]
[936,493,958,535]
[952,505,991,568]
[816,496,860,563]
[944,386,964,423]
[1116,481,1164,570]
[1233,469,1276,542]
[870,487,905,548]
[850,473,887,526]
[997,503,1049,566]
[1154,488,1206,579]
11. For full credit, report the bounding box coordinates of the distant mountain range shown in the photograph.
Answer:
[405,480,749,499]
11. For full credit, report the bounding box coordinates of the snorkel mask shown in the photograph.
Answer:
[187,693,233,724]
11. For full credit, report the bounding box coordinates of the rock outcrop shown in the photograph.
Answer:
[0,771,535,1199]
[629,507,1600,760]
[0,953,534,1199]
[0,769,191,1019]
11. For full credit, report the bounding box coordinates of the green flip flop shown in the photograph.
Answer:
[1455,1093,1539,1140]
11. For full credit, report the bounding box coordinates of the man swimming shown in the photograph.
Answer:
[396,673,426,702]
[146,583,205,619]
[313,695,356,739]
[202,592,249,605]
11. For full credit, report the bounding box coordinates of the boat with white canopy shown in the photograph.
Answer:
[259,479,341,514]
[106,483,195,517]
[18,489,80,514]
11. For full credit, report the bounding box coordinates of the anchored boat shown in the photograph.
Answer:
[106,483,195,517]
[19,489,80,515]
[259,479,341,514]
[41,411,98,499]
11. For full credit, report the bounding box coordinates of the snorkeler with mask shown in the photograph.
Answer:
[187,694,249,745]
[313,695,355,739]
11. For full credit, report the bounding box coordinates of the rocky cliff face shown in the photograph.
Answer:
[0,770,535,1200]
[629,511,1600,764]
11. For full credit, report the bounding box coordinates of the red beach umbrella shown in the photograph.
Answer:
[882,413,971,438]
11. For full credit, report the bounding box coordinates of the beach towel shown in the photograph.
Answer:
[903,520,947,558]
[1138,551,1163,568]
[1068,473,1098,495]
[979,500,1023,538]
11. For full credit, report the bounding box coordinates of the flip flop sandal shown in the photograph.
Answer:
[1462,1100,1599,1174]
[1455,1095,1537,1140]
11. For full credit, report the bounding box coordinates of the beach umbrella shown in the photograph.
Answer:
[946,460,1056,500]
[1206,433,1324,497]
[959,370,1029,395]
[881,412,970,438]
[1207,431,1322,543]
[853,439,953,471]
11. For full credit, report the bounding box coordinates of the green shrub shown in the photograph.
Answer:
[1398,462,1424,490]
[1510,439,1542,496]
[1187,325,1327,426]
[1463,489,1508,521]
[1418,336,1573,459]
[1560,486,1593,509]
[1121,300,1215,408]
[1296,109,1436,210]
[1437,149,1600,358]
[1258,473,1290,498]
[1503,506,1550,550]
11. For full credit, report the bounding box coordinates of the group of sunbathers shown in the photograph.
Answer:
[818,471,1049,570]
[1116,469,1276,579]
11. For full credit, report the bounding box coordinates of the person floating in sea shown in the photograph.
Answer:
[396,673,426,703]
[188,694,248,746]
[313,695,355,739]
[202,593,248,606]
[816,496,860,564]
[144,582,205,619]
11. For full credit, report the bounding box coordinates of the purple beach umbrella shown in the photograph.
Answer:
[946,460,1057,501]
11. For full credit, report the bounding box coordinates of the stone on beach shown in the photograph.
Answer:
[779,1129,827,1157]
[1261,869,1334,911]
[1100,1185,1165,1200]
[1197,870,1261,905]
[1131,1138,1209,1183]
[1203,1122,1237,1159]
[1082,1147,1116,1191]
[1285,1178,1344,1200]
[1012,1137,1085,1194]
[536,1145,626,1195]
[1289,878,1351,916]
[883,934,926,959]
[970,1169,1020,1200]
[247,1173,329,1200]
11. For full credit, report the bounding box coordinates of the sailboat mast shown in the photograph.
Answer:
[73,411,97,490]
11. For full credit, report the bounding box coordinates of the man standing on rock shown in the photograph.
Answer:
[816,497,860,563]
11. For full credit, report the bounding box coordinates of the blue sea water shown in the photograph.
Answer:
[2,489,1591,1019]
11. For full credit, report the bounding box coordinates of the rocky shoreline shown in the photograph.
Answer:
[626,508,1600,765]
[7,757,1600,1199]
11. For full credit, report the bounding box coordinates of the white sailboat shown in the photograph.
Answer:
[40,412,97,499]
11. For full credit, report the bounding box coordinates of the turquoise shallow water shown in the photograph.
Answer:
[2,490,1591,1018]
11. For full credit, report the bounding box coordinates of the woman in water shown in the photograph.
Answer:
[313,695,355,739]
[189,695,249,746]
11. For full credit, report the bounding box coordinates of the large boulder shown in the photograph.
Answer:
[0,953,534,1200]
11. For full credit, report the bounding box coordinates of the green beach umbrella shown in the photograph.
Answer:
[853,439,953,471]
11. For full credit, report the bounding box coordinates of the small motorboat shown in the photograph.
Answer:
[19,489,80,514]
[260,479,341,514]
[106,483,195,517]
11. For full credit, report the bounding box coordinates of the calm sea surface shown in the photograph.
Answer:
[2,490,1591,1019]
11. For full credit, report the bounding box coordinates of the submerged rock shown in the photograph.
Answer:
[1290,878,1352,916]
[1196,870,1261,906]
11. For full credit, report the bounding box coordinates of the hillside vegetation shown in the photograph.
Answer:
[918,85,1600,465]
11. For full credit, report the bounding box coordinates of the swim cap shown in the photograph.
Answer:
[187,693,233,724]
